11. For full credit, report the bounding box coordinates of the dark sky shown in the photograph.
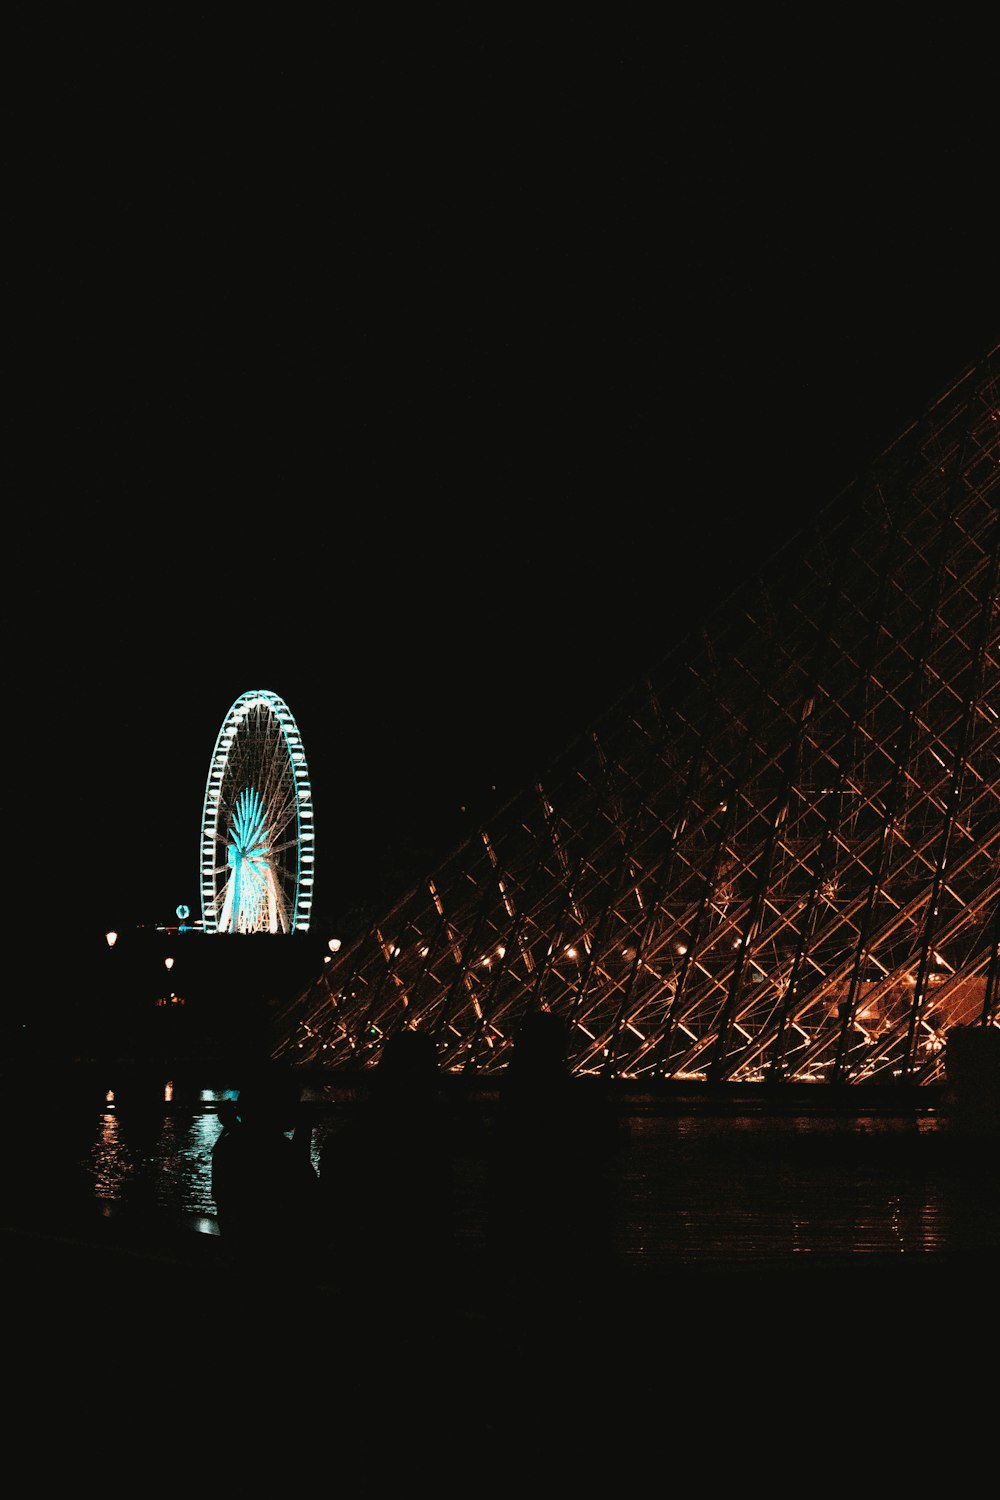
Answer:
[12,21,994,950]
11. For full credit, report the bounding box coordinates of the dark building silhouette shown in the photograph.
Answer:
[273,346,998,1086]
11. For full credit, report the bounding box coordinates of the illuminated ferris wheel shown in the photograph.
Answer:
[199,690,315,934]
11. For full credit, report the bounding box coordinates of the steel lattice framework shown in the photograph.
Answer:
[274,346,999,1084]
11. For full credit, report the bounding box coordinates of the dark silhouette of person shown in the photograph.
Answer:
[318,1029,459,1312]
[211,1062,320,1277]
[315,1029,507,1449]
[489,1008,620,1342]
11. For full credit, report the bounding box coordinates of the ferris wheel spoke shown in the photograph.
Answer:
[266,836,299,858]
[199,690,315,934]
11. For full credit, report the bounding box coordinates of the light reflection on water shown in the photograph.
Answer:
[89,1088,239,1229]
[615,1110,983,1265]
[74,1085,1000,1264]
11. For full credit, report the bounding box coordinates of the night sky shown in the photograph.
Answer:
[12,21,994,956]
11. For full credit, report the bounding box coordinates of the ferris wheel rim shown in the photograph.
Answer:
[199,689,315,934]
